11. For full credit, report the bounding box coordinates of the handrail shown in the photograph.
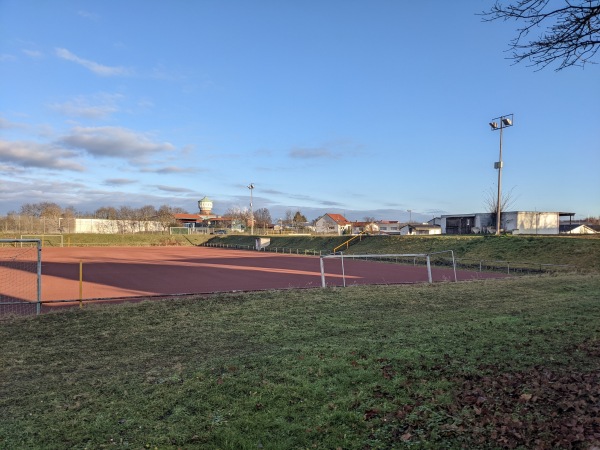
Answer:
[332,231,368,253]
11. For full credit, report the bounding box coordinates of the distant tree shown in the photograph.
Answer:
[293,211,307,225]
[583,216,600,224]
[95,206,119,220]
[20,203,41,218]
[362,217,378,234]
[483,0,600,70]
[41,202,61,217]
[224,206,250,227]
[284,209,294,227]
[484,186,518,230]
[171,206,188,214]
[254,208,272,229]
[153,205,174,232]
[20,202,61,218]
[138,205,157,221]
[20,202,62,231]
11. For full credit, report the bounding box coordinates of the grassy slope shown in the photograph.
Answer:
[215,234,600,272]
[1,275,600,449]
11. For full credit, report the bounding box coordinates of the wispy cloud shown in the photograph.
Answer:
[77,10,99,20]
[142,166,200,174]
[289,147,339,159]
[55,48,130,76]
[49,93,123,119]
[0,139,84,171]
[0,116,21,129]
[104,178,136,186]
[59,126,175,164]
[23,49,43,58]
[288,140,365,160]
[153,185,195,193]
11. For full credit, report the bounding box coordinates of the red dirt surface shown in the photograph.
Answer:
[7,247,506,307]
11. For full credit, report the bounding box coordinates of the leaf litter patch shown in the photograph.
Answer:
[366,339,600,449]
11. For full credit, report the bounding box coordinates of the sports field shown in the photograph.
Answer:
[4,247,506,307]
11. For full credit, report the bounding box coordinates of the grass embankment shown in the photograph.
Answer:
[1,275,600,449]
[212,234,600,272]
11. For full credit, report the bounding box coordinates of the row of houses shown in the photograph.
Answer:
[314,211,597,236]
[314,214,442,236]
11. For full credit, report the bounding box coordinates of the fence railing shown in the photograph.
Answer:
[202,242,577,274]
[202,242,323,256]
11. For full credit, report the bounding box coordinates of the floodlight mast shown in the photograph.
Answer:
[489,114,514,235]
[247,183,255,235]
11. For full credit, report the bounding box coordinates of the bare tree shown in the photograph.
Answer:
[362,217,378,234]
[284,209,294,227]
[254,207,272,229]
[156,205,179,231]
[483,0,600,70]
[95,206,118,219]
[484,186,518,229]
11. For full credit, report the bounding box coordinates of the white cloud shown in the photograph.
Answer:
[104,178,136,186]
[77,10,99,20]
[22,49,43,58]
[153,185,195,193]
[289,147,338,159]
[49,93,123,119]
[0,140,84,171]
[59,126,175,163]
[142,165,199,174]
[55,48,130,76]
[0,116,21,129]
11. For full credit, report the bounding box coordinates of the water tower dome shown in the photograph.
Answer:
[198,196,213,214]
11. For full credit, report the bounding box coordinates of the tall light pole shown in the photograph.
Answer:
[489,114,514,235]
[247,183,254,235]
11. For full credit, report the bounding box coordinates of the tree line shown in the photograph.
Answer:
[0,202,312,234]
[0,202,189,234]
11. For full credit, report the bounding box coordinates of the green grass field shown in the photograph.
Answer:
[1,273,599,449]
[1,233,599,448]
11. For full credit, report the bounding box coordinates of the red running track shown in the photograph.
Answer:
[5,246,507,306]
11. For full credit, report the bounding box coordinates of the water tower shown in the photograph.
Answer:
[198,196,213,215]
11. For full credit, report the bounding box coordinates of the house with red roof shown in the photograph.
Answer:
[315,213,352,235]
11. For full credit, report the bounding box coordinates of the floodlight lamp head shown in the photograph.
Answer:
[248,183,254,189]
[489,121,498,130]
[502,118,512,126]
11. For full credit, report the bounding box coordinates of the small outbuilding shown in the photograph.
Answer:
[399,223,442,236]
[559,223,597,234]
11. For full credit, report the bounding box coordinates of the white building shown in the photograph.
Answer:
[351,221,380,234]
[440,211,574,235]
[399,223,442,236]
[560,223,597,234]
[73,218,164,234]
[377,220,402,234]
[315,213,352,235]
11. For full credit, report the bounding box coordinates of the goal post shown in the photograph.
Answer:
[0,239,42,316]
[20,234,63,247]
[169,227,191,235]
[319,251,457,288]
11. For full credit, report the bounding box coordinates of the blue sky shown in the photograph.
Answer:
[1,1,598,223]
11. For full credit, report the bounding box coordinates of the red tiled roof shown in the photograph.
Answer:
[327,213,350,225]
[174,214,201,220]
